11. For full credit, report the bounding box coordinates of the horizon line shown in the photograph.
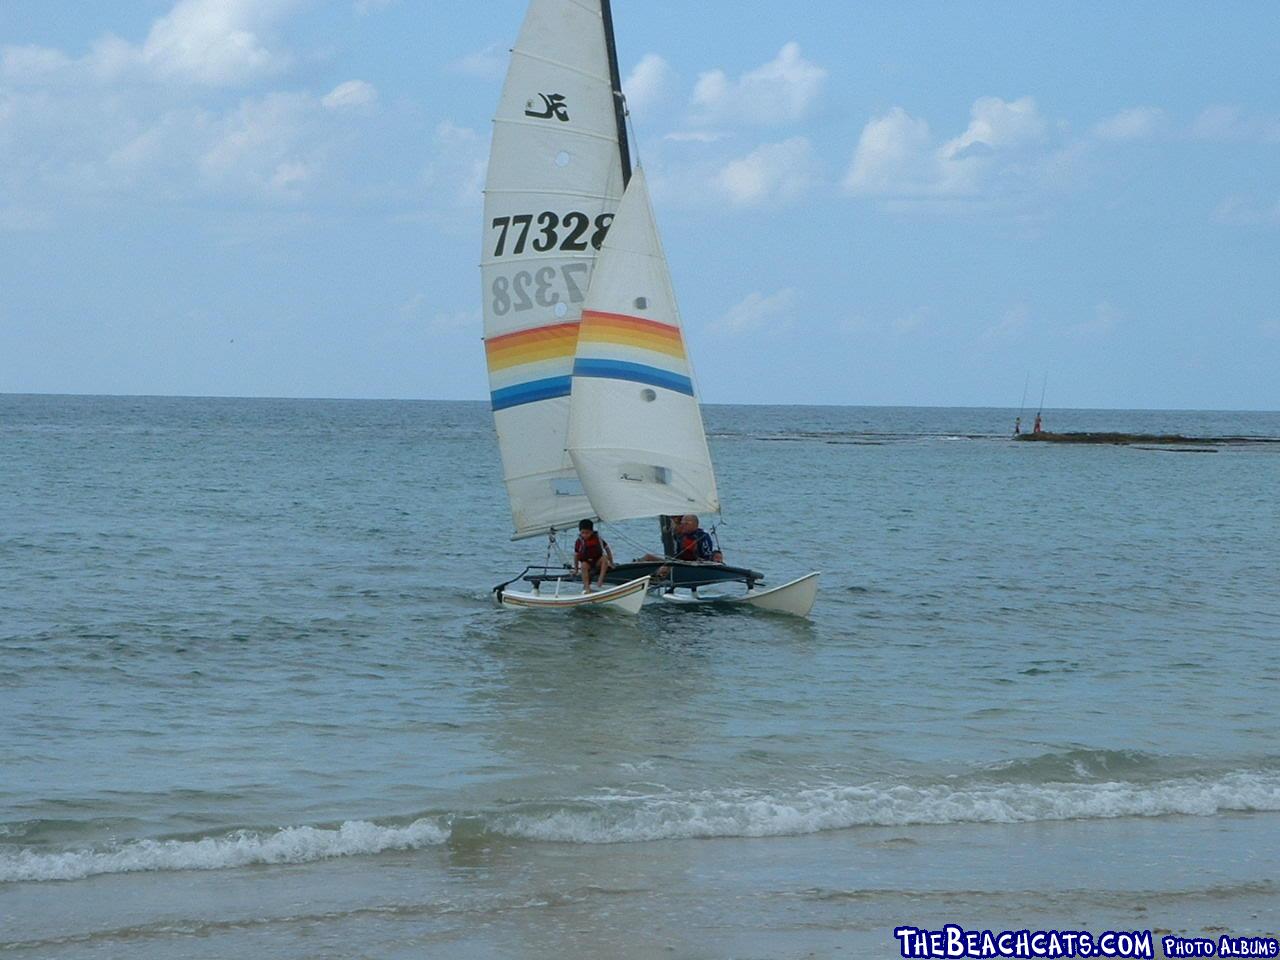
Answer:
[2,391,1277,415]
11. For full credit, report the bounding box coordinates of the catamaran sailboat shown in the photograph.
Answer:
[482,0,819,617]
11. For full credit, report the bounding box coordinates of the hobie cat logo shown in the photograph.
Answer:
[525,94,570,122]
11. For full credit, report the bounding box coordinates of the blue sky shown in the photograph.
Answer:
[2,0,1277,408]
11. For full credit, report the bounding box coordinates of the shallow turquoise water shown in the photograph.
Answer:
[2,396,1278,956]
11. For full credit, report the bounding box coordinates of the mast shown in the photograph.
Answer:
[601,0,685,554]
[600,0,632,188]
[483,0,631,538]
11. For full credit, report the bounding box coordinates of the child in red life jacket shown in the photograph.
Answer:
[573,519,614,593]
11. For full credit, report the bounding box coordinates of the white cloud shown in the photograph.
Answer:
[1,0,297,88]
[717,138,816,206]
[87,35,141,84]
[838,306,933,337]
[1092,106,1167,142]
[625,54,676,113]
[1213,195,1280,226]
[395,296,476,333]
[890,307,931,336]
[423,122,487,208]
[448,42,505,82]
[269,160,310,191]
[0,76,413,217]
[0,207,54,233]
[985,303,1031,341]
[663,130,727,144]
[1191,105,1280,144]
[944,97,1046,156]
[692,43,825,126]
[323,80,377,111]
[107,112,192,176]
[844,107,934,196]
[0,45,73,83]
[844,96,1049,199]
[138,0,296,86]
[712,289,797,335]
[397,293,426,319]
[1068,301,1124,339]
[198,92,321,195]
[430,309,477,332]
[0,0,415,212]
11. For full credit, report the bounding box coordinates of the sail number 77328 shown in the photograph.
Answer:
[491,212,613,257]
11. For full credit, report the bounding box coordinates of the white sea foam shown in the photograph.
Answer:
[0,818,448,883]
[6,771,1279,882]
[490,770,1280,844]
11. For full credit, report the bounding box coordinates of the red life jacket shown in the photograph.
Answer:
[676,531,713,561]
[575,534,604,563]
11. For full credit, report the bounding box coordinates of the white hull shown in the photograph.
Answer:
[498,575,650,615]
[659,572,820,618]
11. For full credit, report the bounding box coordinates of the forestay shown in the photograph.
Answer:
[566,167,720,522]
[482,0,626,539]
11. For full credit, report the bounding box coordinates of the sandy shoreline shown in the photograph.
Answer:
[6,813,1277,959]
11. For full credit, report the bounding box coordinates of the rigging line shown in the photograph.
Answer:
[1037,374,1048,416]
[604,523,659,561]
[1018,372,1030,418]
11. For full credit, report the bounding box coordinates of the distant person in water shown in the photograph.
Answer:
[1033,413,1043,434]
[573,519,613,593]
[1015,416,1022,435]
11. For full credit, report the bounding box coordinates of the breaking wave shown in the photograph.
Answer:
[484,769,1280,844]
[0,818,448,883]
[6,763,1279,883]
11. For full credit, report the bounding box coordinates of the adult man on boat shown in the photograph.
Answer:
[675,515,721,563]
[573,519,614,593]
[644,515,723,570]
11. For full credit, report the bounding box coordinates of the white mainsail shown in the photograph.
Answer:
[566,167,720,523]
[482,0,626,539]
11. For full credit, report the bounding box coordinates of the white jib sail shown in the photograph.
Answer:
[566,167,720,523]
[482,0,626,539]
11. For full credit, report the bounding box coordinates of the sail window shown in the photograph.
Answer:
[554,302,568,318]
[634,297,648,310]
[551,478,585,498]
[555,151,571,167]
[640,389,657,402]
[618,463,671,485]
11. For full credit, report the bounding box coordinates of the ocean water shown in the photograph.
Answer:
[2,394,1278,959]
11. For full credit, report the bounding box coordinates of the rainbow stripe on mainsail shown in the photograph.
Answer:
[572,310,694,396]
[485,322,579,411]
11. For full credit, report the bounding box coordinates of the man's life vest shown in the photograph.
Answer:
[675,530,714,562]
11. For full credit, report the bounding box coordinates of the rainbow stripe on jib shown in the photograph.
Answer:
[572,310,694,397]
[486,310,694,412]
